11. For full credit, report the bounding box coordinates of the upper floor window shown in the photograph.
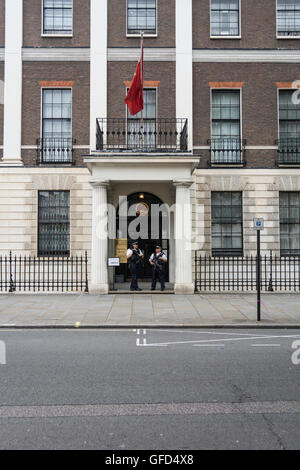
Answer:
[41,88,73,163]
[277,0,300,37]
[43,0,73,36]
[278,89,300,164]
[210,90,243,164]
[210,0,240,37]
[127,0,157,35]
[127,88,156,149]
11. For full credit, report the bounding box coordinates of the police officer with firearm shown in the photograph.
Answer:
[127,241,144,291]
[149,245,168,291]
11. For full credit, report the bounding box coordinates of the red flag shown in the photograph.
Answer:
[125,48,144,116]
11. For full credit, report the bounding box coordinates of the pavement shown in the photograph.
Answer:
[0,328,299,449]
[0,293,300,328]
[0,292,300,328]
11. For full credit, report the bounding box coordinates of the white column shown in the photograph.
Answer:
[90,0,107,151]
[90,180,110,294]
[1,0,23,166]
[176,0,193,151]
[173,179,194,294]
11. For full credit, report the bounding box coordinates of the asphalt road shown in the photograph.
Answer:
[0,328,299,450]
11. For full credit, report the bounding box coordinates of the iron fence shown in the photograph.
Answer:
[0,252,89,293]
[276,139,300,166]
[96,118,188,152]
[36,137,76,165]
[208,138,246,165]
[195,251,300,292]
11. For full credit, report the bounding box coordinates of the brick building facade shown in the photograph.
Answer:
[1,0,300,293]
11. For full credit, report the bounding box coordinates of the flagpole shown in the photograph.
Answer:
[140,31,144,150]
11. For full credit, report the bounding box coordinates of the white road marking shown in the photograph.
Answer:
[150,329,296,338]
[141,333,300,348]
[193,344,225,348]
[251,344,281,347]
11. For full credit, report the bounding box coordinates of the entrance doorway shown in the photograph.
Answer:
[116,192,169,281]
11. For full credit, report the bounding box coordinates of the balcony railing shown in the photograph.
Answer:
[277,139,300,165]
[208,138,246,165]
[96,118,188,153]
[36,137,75,165]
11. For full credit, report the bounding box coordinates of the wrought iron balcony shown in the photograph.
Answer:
[277,139,300,165]
[96,118,188,153]
[208,138,246,165]
[36,137,75,165]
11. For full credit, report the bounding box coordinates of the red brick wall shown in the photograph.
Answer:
[22,62,90,166]
[0,0,4,47]
[193,0,300,49]
[193,62,300,168]
[107,61,176,118]
[108,0,175,47]
[23,0,90,47]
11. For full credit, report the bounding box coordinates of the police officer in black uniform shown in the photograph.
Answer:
[127,241,144,291]
[149,245,168,291]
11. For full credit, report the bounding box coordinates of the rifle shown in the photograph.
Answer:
[151,252,165,271]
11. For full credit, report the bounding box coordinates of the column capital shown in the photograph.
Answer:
[173,179,193,188]
[89,179,110,188]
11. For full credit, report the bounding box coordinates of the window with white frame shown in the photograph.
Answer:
[278,89,300,163]
[277,0,300,37]
[211,90,242,163]
[127,0,157,35]
[43,0,73,35]
[127,88,156,149]
[280,192,300,255]
[211,0,240,37]
[211,192,243,257]
[42,88,72,163]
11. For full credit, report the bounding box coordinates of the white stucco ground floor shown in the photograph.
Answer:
[1,159,300,294]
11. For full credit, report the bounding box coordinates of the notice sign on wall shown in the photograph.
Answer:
[115,239,128,264]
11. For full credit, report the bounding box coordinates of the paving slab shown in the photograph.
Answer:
[0,293,299,327]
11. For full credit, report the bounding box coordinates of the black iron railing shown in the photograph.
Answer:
[0,252,89,293]
[208,138,246,165]
[194,251,300,292]
[96,118,188,152]
[277,139,300,165]
[36,137,76,164]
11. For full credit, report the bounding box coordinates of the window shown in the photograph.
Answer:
[211,192,243,256]
[127,0,157,35]
[278,90,300,163]
[280,192,300,255]
[43,0,73,35]
[277,0,300,37]
[42,88,72,163]
[38,191,70,256]
[211,0,240,37]
[127,88,156,149]
[211,90,242,163]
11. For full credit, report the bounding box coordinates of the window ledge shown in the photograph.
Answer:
[41,34,73,38]
[210,36,242,40]
[126,33,158,38]
[277,35,300,39]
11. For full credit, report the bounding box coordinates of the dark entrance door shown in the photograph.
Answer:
[116,192,169,281]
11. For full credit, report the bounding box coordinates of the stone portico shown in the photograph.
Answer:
[85,153,199,295]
